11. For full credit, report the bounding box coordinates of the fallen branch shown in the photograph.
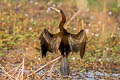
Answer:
[21,58,24,80]
[27,56,62,77]
[11,62,23,77]
[0,66,15,80]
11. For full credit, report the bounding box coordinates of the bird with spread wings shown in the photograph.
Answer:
[40,7,87,76]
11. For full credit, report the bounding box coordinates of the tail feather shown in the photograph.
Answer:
[60,56,70,75]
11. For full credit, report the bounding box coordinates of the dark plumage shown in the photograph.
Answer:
[40,7,87,75]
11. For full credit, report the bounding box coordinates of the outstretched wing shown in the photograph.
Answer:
[40,29,61,57]
[68,30,87,58]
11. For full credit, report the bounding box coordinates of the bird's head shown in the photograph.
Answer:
[50,7,61,13]
[49,7,66,28]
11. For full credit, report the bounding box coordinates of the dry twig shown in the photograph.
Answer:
[15,58,25,80]
[0,66,15,80]
[49,61,58,78]
[11,63,23,77]
[111,26,116,38]
[65,10,81,27]
[27,56,62,77]
[21,58,24,80]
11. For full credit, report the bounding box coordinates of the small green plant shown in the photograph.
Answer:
[109,0,120,13]
[51,0,63,4]
[87,0,103,10]
[0,52,5,57]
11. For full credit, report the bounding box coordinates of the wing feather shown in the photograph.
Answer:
[40,29,61,57]
[68,29,87,58]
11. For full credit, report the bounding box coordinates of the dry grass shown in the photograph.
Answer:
[0,56,62,80]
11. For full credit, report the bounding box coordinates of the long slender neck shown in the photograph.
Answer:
[59,10,66,32]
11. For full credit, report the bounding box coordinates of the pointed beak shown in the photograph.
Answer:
[50,7,60,13]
